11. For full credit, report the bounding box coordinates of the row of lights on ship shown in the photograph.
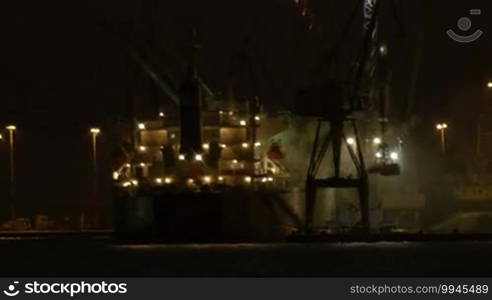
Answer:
[137,142,262,154]
[346,136,400,161]
[136,113,261,131]
[119,175,274,188]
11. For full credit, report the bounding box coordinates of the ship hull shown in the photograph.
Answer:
[113,187,302,242]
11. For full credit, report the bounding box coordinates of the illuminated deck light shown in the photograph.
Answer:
[202,143,210,150]
[195,154,203,161]
[373,137,382,145]
[165,177,172,184]
[113,172,119,180]
[139,145,147,152]
[242,142,249,148]
[155,178,163,184]
[346,137,355,145]
[178,154,185,161]
[203,176,212,184]
[218,176,224,182]
[232,159,238,164]
[159,112,165,118]
[219,144,226,149]
[375,152,383,159]
[90,128,100,134]
[123,181,131,188]
[139,162,146,167]
[254,115,261,121]
[138,123,146,130]
[390,152,399,160]
[254,142,262,147]
[239,120,247,126]
[267,177,274,182]
[131,179,139,186]
[6,125,16,131]
[244,176,252,183]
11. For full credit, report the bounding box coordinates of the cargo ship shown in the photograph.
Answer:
[111,41,304,242]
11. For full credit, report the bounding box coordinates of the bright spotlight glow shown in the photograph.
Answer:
[6,125,16,131]
[390,152,399,160]
[138,123,146,130]
[232,159,238,164]
[131,179,139,186]
[267,177,274,182]
[488,82,492,88]
[195,154,203,161]
[244,176,252,183]
[159,112,165,117]
[139,163,146,167]
[122,182,131,188]
[178,154,185,160]
[113,172,119,180]
[90,128,100,134]
[373,137,382,145]
[155,178,163,184]
[346,137,355,145]
[375,152,383,159]
[242,143,249,148]
[203,176,212,184]
[139,145,147,152]
[254,142,262,147]
[165,177,172,184]
[436,123,448,130]
[219,144,226,148]
[218,176,224,182]
[239,120,247,126]
[254,115,261,121]
[202,143,210,150]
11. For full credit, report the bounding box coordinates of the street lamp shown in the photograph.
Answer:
[90,127,101,189]
[87,127,101,229]
[6,125,16,220]
[436,123,448,153]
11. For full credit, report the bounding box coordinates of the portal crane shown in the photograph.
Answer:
[300,0,401,234]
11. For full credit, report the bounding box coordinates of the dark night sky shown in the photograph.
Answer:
[0,0,491,220]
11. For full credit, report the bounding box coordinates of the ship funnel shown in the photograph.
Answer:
[179,28,203,155]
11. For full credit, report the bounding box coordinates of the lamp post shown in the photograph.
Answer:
[87,128,101,229]
[436,123,448,153]
[6,125,16,220]
[90,128,100,191]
